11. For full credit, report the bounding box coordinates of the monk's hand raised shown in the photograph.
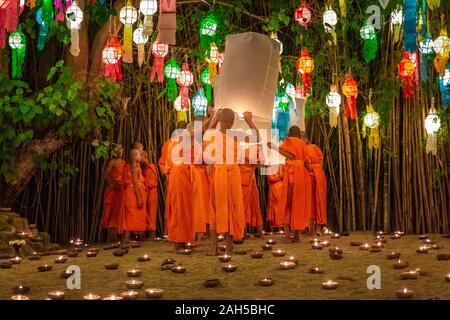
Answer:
[243,111,253,124]
[267,142,273,149]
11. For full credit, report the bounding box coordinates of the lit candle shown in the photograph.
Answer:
[120,290,139,300]
[311,242,323,250]
[287,256,298,265]
[393,259,409,269]
[9,256,22,264]
[103,294,123,300]
[127,269,142,277]
[10,295,30,300]
[28,252,41,260]
[126,280,144,290]
[83,293,101,300]
[250,252,263,259]
[86,251,98,257]
[322,280,339,290]
[328,247,342,254]
[423,239,434,245]
[359,243,371,250]
[258,277,274,286]
[395,288,414,299]
[47,291,65,300]
[400,271,418,280]
[12,285,31,294]
[320,240,330,247]
[218,255,231,262]
[309,267,324,274]
[171,266,186,274]
[309,238,320,244]
[387,252,401,259]
[416,246,428,254]
[272,249,286,257]
[37,264,52,272]
[266,239,276,245]
[137,254,151,262]
[329,252,343,260]
[262,244,272,251]
[391,233,401,239]
[445,274,450,282]
[331,233,340,239]
[55,255,67,263]
[145,288,165,299]
[222,264,237,272]
[279,261,296,270]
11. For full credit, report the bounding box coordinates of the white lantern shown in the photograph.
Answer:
[65,1,83,57]
[323,9,338,27]
[192,88,208,115]
[177,69,194,87]
[8,32,25,49]
[432,34,450,55]
[120,2,138,63]
[326,89,341,128]
[390,8,403,25]
[419,34,434,54]
[102,46,119,65]
[119,4,138,25]
[152,41,169,58]
[270,32,283,55]
[425,109,441,155]
[139,0,157,35]
[133,25,149,67]
[364,110,380,128]
[209,43,219,63]
[440,68,450,86]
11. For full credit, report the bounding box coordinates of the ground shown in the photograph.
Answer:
[0,232,449,300]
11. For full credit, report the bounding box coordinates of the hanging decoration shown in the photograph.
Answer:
[294,1,312,28]
[36,3,53,51]
[54,0,64,22]
[323,5,337,45]
[424,104,441,155]
[432,29,449,74]
[177,63,194,110]
[102,34,122,82]
[426,0,440,10]
[157,0,176,45]
[326,85,341,128]
[390,6,403,44]
[0,0,20,49]
[65,0,83,57]
[150,39,168,83]
[119,0,138,64]
[362,93,380,149]
[439,66,450,109]
[174,95,190,112]
[339,0,346,18]
[133,23,149,67]
[139,0,157,36]
[8,29,25,78]
[164,57,180,102]
[192,88,208,116]
[341,75,358,120]
[273,91,290,141]
[403,0,417,53]
[419,33,433,81]
[296,48,314,94]
[398,51,415,98]
[359,23,377,63]
[201,68,212,102]
[208,42,219,84]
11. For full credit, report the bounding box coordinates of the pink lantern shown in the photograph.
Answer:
[294,1,312,28]
[150,40,169,83]
[177,63,194,109]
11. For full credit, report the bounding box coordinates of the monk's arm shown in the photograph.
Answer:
[104,160,120,190]
[244,113,260,143]
[131,163,144,208]
[267,142,295,160]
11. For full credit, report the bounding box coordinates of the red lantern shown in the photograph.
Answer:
[177,63,194,109]
[296,48,314,94]
[341,76,358,120]
[150,39,169,83]
[398,52,415,98]
[0,0,20,49]
[102,35,122,82]
[294,1,312,28]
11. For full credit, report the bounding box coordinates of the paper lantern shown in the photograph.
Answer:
[150,40,169,83]
[133,24,149,67]
[403,0,417,53]
[294,1,312,28]
[35,4,53,51]
[208,42,219,84]
[296,48,314,94]
[139,0,157,35]
[363,105,380,149]
[177,63,193,109]
[390,8,403,25]
[326,88,341,127]
[424,109,440,155]
[199,13,219,58]
[419,34,434,54]
[0,0,20,49]
[102,35,122,82]
[286,82,296,99]
[119,1,138,63]
[201,69,212,102]
[270,32,283,55]
[54,0,64,22]
[164,57,180,102]
[323,6,337,45]
[341,76,358,120]
[174,95,190,112]
[439,67,450,109]
[432,32,450,56]
[360,24,377,62]
[8,30,26,78]
[192,88,208,116]
[65,1,83,57]
[398,52,415,98]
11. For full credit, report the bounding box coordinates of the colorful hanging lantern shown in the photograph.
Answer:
[164,57,180,102]
[390,6,403,44]
[35,2,53,51]
[150,40,168,83]
[398,52,415,98]
[270,32,283,55]
[65,1,83,57]
[102,35,122,82]
[208,42,219,84]
[359,23,377,63]
[201,68,212,102]
[432,31,450,55]
[54,0,64,22]
[275,90,290,112]
[419,33,434,54]
[323,5,337,45]
[133,23,149,67]
[286,82,296,99]
[363,105,381,149]
[0,0,20,49]
[296,48,314,94]
[199,12,218,57]
[294,1,312,28]
[119,0,138,63]
[192,88,208,116]
[424,108,440,155]
[341,75,358,120]
[326,86,341,128]
[8,29,25,78]
[439,67,450,109]
[174,95,190,112]
[403,0,417,53]
[139,0,157,36]
[339,0,346,18]
[177,63,194,110]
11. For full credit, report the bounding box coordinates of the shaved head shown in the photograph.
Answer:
[288,126,302,138]
[130,148,142,162]
[219,108,235,130]
[176,121,188,129]
[132,142,144,152]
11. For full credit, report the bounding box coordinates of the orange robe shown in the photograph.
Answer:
[240,164,262,228]
[307,144,327,225]
[165,139,206,243]
[158,139,172,176]
[120,163,147,233]
[278,137,312,230]
[194,165,213,227]
[101,159,125,229]
[266,168,283,228]
[205,131,245,239]
[143,164,158,231]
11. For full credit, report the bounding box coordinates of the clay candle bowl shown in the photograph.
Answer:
[445,274,450,283]
[60,270,74,279]
[113,250,124,257]
[431,244,440,250]
[83,293,101,300]
[329,252,343,260]
[328,247,343,254]
[28,252,41,260]
[400,271,419,280]
[423,239,434,245]
[266,239,276,245]
[309,267,324,274]
[67,251,79,258]
[331,233,340,239]
[37,264,52,272]
[287,256,298,265]
[258,277,274,287]
[17,232,29,239]
[103,295,123,300]
[371,242,384,249]
[130,241,141,248]
[395,288,414,299]
[86,251,98,258]
[105,263,119,270]
[218,234,225,242]
[204,279,221,288]
[416,246,429,254]
[272,249,286,257]
[391,233,401,240]
[250,252,263,259]
[47,291,65,300]
[395,231,405,236]
[359,243,371,251]
[218,255,231,263]
[418,235,428,240]
[437,254,450,261]
[320,240,330,247]
[137,255,151,262]
[10,295,30,300]
[145,288,165,299]
[161,258,176,266]
[376,231,385,236]
[218,245,227,252]
[262,244,272,251]
[55,256,68,264]
[9,257,22,264]
[120,291,139,300]
[387,252,401,260]
[393,260,409,269]
[126,280,144,290]
[222,263,237,273]
[350,241,363,246]
[309,238,321,244]
[171,266,186,274]
[279,261,296,270]
[369,247,382,253]
[12,285,31,294]
[413,268,427,276]
[322,280,339,290]
[127,269,142,277]
[311,242,323,250]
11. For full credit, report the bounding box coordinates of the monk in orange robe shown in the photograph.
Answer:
[266,165,283,231]
[158,121,188,176]
[205,109,259,255]
[268,126,312,243]
[240,164,263,237]
[142,151,158,239]
[164,127,205,251]
[101,145,125,242]
[119,149,147,242]
[303,133,327,234]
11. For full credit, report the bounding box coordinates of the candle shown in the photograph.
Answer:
[387,252,401,259]
[395,231,405,236]
[309,267,324,274]
[322,280,339,290]
[250,252,263,259]
[328,247,343,254]
[127,269,142,277]
[17,232,29,239]
[103,294,123,300]
[60,270,74,279]
[104,263,119,270]
[431,244,440,250]
[120,291,139,300]
[391,233,401,240]
[67,251,79,258]
[393,259,409,269]
[218,245,227,252]
[445,274,450,282]
[258,277,274,286]
[218,234,225,242]
[113,250,124,257]
[47,291,65,300]
[10,295,30,300]
[145,288,165,299]
[55,255,68,264]
[371,242,383,248]
[359,243,371,250]
[9,257,22,264]
[262,244,272,251]
[418,234,428,240]
[137,255,151,262]
[416,246,428,254]
[37,264,52,272]
[161,257,176,266]
[279,261,296,270]
[395,288,414,299]
[400,271,418,280]
[309,238,320,244]
[126,280,144,290]
[171,266,186,274]
[320,240,330,247]
[376,231,385,236]
[329,252,343,260]
[218,255,232,262]
[413,268,427,276]
[222,264,237,273]
[266,239,276,245]
[422,239,434,245]
[272,249,286,257]
[311,242,323,250]
[86,251,98,257]
[153,237,163,242]
[83,293,101,300]
[12,285,30,294]
[287,256,298,265]
[28,252,41,260]
[331,233,340,239]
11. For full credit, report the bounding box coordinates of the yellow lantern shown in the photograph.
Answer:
[363,102,380,149]
[119,1,138,63]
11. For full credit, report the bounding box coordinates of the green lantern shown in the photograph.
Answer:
[8,30,26,79]
[359,23,377,63]
[201,69,212,102]
[199,12,222,60]
[164,58,180,102]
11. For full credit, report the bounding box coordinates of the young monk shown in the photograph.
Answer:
[303,133,327,235]
[101,145,125,242]
[266,165,283,231]
[120,148,147,242]
[158,121,188,177]
[240,163,263,237]
[142,151,158,239]
[205,109,259,255]
[268,126,312,243]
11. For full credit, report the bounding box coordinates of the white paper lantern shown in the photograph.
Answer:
[8,32,25,49]
[65,1,83,57]
[326,90,341,108]
[174,95,190,111]
[390,8,403,25]
[119,4,138,25]
[425,112,441,134]
[133,25,148,67]
[192,88,208,115]
[140,0,157,35]
[419,34,434,54]
[440,68,450,86]
[364,110,380,128]
[433,34,450,55]
[323,9,337,27]
[102,46,119,65]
